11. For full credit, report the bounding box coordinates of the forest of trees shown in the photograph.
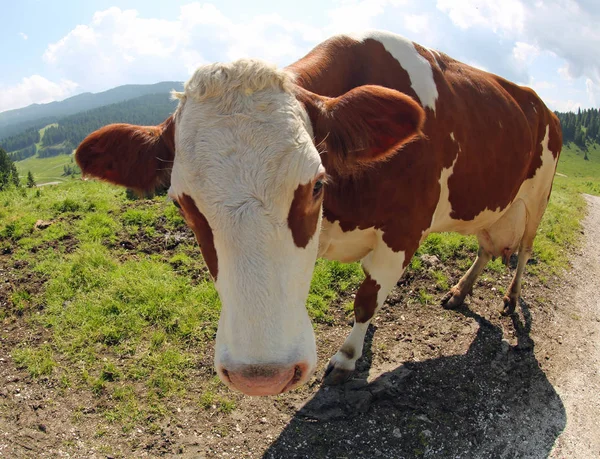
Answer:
[555,108,600,152]
[40,93,177,149]
[8,144,36,161]
[1,127,40,152]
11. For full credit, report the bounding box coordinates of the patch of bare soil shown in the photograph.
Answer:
[549,194,600,459]
[1,196,599,458]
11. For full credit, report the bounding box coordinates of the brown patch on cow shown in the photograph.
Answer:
[76,115,175,193]
[288,181,323,249]
[354,274,381,323]
[177,194,219,280]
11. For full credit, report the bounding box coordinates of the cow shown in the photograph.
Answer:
[75,30,562,397]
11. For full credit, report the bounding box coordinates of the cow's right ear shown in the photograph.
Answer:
[75,115,175,193]
[298,86,425,174]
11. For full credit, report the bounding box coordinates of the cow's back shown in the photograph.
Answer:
[289,31,562,256]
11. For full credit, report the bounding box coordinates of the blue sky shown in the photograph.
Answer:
[1,0,599,113]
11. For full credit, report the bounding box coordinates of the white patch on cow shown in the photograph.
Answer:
[513,125,556,221]
[329,234,406,372]
[318,218,377,262]
[426,48,440,68]
[348,30,439,113]
[429,155,459,233]
[170,59,323,387]
[450,131,455,141]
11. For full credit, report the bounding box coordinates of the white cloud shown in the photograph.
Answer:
[530,80,555,91]
[586,78,600,106]
[41,4,324,92]
[513,41,539,63]
[436,0,525,34]
[403,13,431,34]
[544,97,581,113]
[0,76,78,112]
[19,32,28,40]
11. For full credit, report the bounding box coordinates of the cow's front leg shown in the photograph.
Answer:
[324,240,410,385]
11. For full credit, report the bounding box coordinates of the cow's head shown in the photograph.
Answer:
[76,60,424,396]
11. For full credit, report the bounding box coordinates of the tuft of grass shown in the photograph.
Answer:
[54,198,81,213]
[307,260,364,323]
[12,345,55,377]
[10,290,32,313]
[417,289,434,306]
[122,209,156,227]
[418,232,478,262]
[430,270,449,291]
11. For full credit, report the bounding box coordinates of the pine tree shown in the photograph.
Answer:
[27,171,36,188]
[0,147,20,190]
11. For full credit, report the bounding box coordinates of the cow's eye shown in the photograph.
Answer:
[313,180,324,197]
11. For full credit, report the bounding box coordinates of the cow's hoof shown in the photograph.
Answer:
[500,296,516,316]
[441,291,464,309]
[323,361,354,386]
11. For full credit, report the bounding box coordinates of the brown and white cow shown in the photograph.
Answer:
[76,30,562,396]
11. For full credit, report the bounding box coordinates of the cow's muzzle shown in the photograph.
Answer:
[220,362,311,396]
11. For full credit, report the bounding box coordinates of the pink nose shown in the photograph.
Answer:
[222,363,308,396]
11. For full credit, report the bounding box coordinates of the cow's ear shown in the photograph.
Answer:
[75,115,175,193]
[300,86,425,172]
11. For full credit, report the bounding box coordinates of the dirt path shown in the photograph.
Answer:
[549,194,600,458]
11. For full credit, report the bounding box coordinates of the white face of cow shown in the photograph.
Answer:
[75,56,425,397]
[168,61,324,396]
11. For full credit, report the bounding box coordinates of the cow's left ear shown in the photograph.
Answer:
[75,115,175,193]
[299,85,425,171]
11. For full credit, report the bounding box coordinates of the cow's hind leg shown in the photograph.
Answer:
[441,245,492,309]
[323,239,410,385]
[501,238,533,315]
[501,207,542,315]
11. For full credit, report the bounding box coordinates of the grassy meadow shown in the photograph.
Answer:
[1,140,598,430]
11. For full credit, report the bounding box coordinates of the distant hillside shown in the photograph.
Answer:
[2,91,179,163]
[39,92,178,156]
[0,81,182,139]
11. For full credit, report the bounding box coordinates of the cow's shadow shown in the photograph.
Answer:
[263,302,565,458]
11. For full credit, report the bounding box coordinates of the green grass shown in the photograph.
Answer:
[12,345,56,377]
[556,142,600,195]
[16,154,78,185]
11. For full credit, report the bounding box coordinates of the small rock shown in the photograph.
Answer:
[392,428,402,438]
[34,220,52,230]
[420,254,441,267]
[416,414,432,424]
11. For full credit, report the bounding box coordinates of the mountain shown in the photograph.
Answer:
[0,81,183,139]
